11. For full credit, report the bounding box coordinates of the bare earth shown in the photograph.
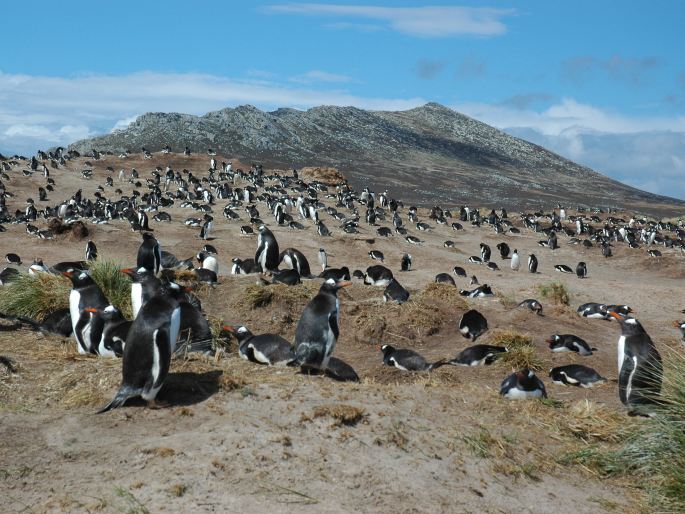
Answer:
[1,153,683,513]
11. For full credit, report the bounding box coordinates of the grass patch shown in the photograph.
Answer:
[305,404,366,427]
[537,281,570,306]
[87,260,133,318]
[491,330,543,371]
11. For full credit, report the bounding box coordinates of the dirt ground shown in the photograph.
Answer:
[1,152,683,513]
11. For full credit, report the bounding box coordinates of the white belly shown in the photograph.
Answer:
[131,283,143,318]
[617,335,626,373]
[505,387,543,399]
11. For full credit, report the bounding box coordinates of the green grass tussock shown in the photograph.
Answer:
[537,281,570,305]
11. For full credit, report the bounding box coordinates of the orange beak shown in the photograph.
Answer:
[84,307,98,313]
[62,271,73,278]
[119,268,133,274]
[222,325,234,332]
[184,286,193,293]
[338,281,353,288]
[608,311,623,321]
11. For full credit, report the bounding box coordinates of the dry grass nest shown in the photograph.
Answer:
[491,330,543,371]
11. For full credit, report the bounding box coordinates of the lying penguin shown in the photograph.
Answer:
[381,344,446,372]
[225,325,294,366]
[549,365,607,388]
[500,369,547,399]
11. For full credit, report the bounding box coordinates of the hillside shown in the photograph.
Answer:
[68,103,685,217]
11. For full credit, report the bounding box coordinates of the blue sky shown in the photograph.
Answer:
[1,1,684,198]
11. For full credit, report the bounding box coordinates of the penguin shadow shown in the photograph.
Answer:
[117,370,223,409]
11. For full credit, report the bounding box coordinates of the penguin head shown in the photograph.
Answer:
[320,277,352,294]
[63,270,94,287]
[609,312,645,335]
[380,344,395,356]
[516,368,534,381]
[546,335,561,347]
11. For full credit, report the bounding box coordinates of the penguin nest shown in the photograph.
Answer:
[233,282,318,311]
[490,330,543,371]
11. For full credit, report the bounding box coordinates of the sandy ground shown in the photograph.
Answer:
[1,152,683,513]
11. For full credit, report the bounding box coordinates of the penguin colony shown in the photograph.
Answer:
[0,148,678,418]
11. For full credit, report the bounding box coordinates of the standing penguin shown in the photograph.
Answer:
[199,214,214,240]
[98,294,181,412]
[279,248,312,278]
[64,270,110,354]
[528,253,538,273]
[609,312,662,414]
[121,267,161,319]
[576,261,587,279]
[255,225,280,272]
[400,253,412,272]
[318,248,327,272]
[510,249,520,271]
[137,233,161,275]
[291,278,351,372]
[85,240,98,261]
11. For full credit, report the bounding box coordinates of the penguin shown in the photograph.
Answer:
[554,264,574,274]
[318,248,328,272]
[196,251,219,274]
[98,294,181,412]
[85,240,98,261]
[496,242,510,259]
[368,250,385,262]
[470,275,479,286]
[231,257,259,275]
[325,357,360,382]
[227,325,295,366]
[0,267,19,285]
[674,319,685,345]
[87,305,130,358]
[203,244,218,255]
[469,256,483,264]
[383,278,410,304]
[458,309,488,341]
[547,334,596,356]
[193,268,218,285]
[28,258,50,275]
[405,235,422,245]
[480,243,491,262]
[400,253,412,272]
[528,254,538,273]
[577,302,609,319]
[255,225,280,272]
[121,267,161,318]
[291,278,351,372]
[609,312,662,414]
[136,233,161,275]
[319,267,350,281]
[271,269,301,286]
[279,248,312,278]
[500,369,547,399]
[448,344,506,366]
[452,266,467,277]
[486,262,499,271]
[380,344,446,372]
[2,307,72,337]
[607,305,633,317]
[576,261,587,279]
[459,284,494,298]
[602,243,613,258]
[199,214,213,240]
[549,365,607,388]
[510,249,520,271]
[240,226,254,235]
[364,265,394,286]
[435,273,456,286]
[64,270,110,354]
[517,299,543,315]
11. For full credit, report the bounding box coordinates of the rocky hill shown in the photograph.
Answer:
[69,102,684,215]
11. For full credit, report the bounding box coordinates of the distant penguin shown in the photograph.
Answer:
[228,325,295,366]
[383,278,410,304]
[480,243,491,262]
[609,312,662,414]
[64,270,110,354]
[5,253,21,265]
[137,233,161,275]
[458,309,488,341]
[500,369,547,399]
[549,365,607,388]
[368,250,385,262]
[364,265,393,286]
[448,344,506,366]
[576,261,587,279]
[199,215,213,240]
[98,294,181,412]
[528,254,538,273]
[381,344,446,372]
[554,264,574,274]
[435,273,456,286]
[400,253,412,272]
[547,334,596,356]
[318,248,328,272]
[496,242,510,259]
[517,299,543,315]
[255,225,280,272]
[291,278,351,372]
[510,249,520,271]
[85,240,98,261]
[577,302,608,319]
[452,266,467,277]
[279,248,312,278]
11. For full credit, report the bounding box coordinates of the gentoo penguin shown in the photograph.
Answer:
[609,312,662,414]
[319,267,350,281]
[480,243,491,262]
[435,273,456,286]
[458,309,488,341]
[121,267,161,319]
[510,249,520,271]
[383,278,410,304]
[452,266,467,277]
[271,269,301,286]
[500,369,547,399]
[674,319,685,345]
[325,357,360,382]
[459,284,494,298]
[1,308,73,337]
[0,267,19,285]
[196,251,218,274]
[448,344,506,366]
[528,254,538,273]
[554,264,574,274]
[98,294,181,412]
[64,270,110,354]
[607,305,633,317]
[318,248,328,272]
[549,365,607,388]
[5,253,21,265]
[291,278,351,372]
[137,233,161,275]
[517,299,543,315]
[199,214,213,240]
[576,261,587,279]
[400,253,412,272]
[87,305,131,357]
[547,334,596,356]
[486,262,499,271]
[496,242,510,259]
[468,256,483,264]
[85,240,98,261]
[279,248,312,278]
[28,259,50,275]
[231,257,259,275]
[364,265,394,286]
[227,325,294,366]
[368,250,385,262]
[577,302,608,319]
[380,344,446,372]
[255,225,280,272]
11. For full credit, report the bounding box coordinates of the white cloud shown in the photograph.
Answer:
[0,70,425,155]
[264,4,514,37]
[289,70,354,84]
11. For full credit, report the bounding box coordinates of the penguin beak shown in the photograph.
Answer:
[337,281,353,288]
[84,307,98,313]
[119,268,133,274]
[61,271,73,278]
[545,338,553,344]
[672,320,682,329]
[184,286,193,293]
[222,325,234,333]
[608,311,624,321]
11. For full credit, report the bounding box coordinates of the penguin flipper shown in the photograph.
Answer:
[97,386,140,413]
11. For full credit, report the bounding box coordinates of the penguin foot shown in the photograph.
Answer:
[147,399,170,410]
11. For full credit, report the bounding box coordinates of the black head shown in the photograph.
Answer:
[63,270,95,288]
[380,344,395,357]
[223,325,253,342]
[319,277,352,295]
[610,312,646,335]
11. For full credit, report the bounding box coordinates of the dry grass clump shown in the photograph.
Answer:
[299,166,346,185]
[558,400,629,444]
[491,330,543,371]
[537,281,570,306]
[44,355,121,408]
[416,282,467,307]
[305,404,366,426]
[0,273,71,320]
[233,282,318,311]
